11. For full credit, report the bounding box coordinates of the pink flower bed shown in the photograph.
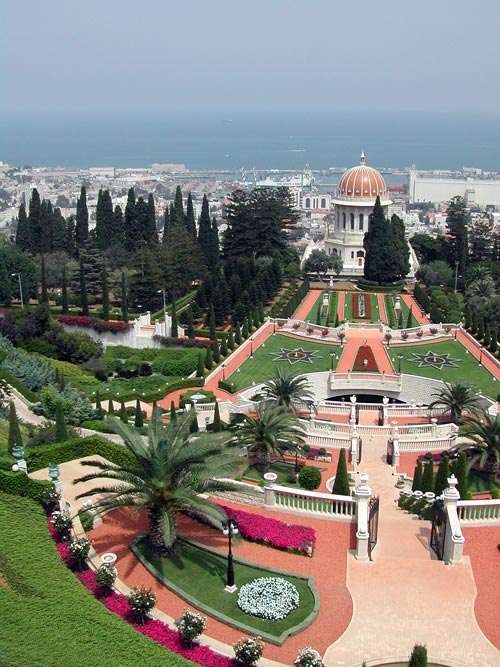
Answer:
[55,315,132,334]
[219,505,316,554]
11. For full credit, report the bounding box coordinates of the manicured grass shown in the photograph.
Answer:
[228,334,343,390]
[302,290,324,323]
[398,298,419,328]
[0,416,30,458]
[243,461,325,488]
[0,494,185,667]
[387,340,499,400]
[133,536,317,644]
[344,293,379,322]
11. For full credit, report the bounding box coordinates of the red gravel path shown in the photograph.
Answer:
[90,505,354,663]
[462,525,500,651]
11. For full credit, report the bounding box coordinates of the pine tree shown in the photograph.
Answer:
[196,352,205,377]
[421,459,435,493]
[95,391,103,420]
[79,257,89,316]
[212,402,222,432]
[204,346,213,370]
[119,400,128,423]
[186,192,196,238]
[8,402,23,454]
[332,449,350,496]
[108,398,115,415]
[169,400,177,425]
[408,644,428,667]
[456,451,468,499]
[134,399,144,427]
[101,264,110,320]
[15,202,30,251]
[434,454,449,497]
[76,186,89,248]
[61,265,69,315]
[173,186,185,226]
[171,297,178,338]
[412,461,423,491]
[121,271,128,323]
[55,400,68,442]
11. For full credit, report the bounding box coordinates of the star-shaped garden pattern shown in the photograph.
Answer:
[409,350,461,371]
[270,347,321,365]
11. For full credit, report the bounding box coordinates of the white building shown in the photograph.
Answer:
[324,152,392,272]
[409,167,500,206]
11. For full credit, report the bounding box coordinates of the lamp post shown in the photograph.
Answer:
[222,362,226,381]
[222,519,238,592]
[11,273,24,309]
[249,336,254,358]
[330,352,336,371]
[157,289,167,336]
[397,354,403,374]
[479,346,484,365]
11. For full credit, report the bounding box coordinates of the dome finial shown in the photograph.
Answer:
[360,150,366,165]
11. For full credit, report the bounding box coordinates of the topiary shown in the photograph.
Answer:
[331,449,350,496]
[298,466,321,491]
[409,643,428,667]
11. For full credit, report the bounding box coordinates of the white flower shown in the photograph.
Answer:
[237,577,299,620]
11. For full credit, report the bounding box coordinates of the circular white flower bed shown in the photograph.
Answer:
[237,577,300,620]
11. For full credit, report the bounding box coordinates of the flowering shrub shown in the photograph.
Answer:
[128,586,156,622]
[41,484,60,510]
[95,562,117,590]
[429,327,438,335]
[55,315,132,334]
[50,509,73,536]
[219,505,316,555]
[352,346,379,372]
[233,636,264,666]
[294,647,323,667]
[176,609,207,645]
[416,329,424,338]
[237,577,299,620]
[352,293,372,319]
[67,537,91,569]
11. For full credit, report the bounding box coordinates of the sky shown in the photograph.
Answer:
[2,0,500,118]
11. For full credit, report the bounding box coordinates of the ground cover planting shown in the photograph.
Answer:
[383,294,398,328]
[385,340,499,399]
[398,298,419,328]
[132,537,317,643]
[228,334,341,390]
[344,293,379,322]
[303,291,324,323]
[352,345,379,372]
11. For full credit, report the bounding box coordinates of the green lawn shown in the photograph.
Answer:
[303,290,324,323]
[133,537,317,645]
[344,293,379,322]
[243,461,326,488]
[387,340,499,400]
[398,297,419,329]
[229,334,343,390]
[0,416,31,458]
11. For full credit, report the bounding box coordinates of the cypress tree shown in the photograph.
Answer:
[124,187,137,251]
[59,372,65,391]
[186,192,196,238]
[171,297,178,338]
[196,352,205,377]
[213,337,221,363]
[209,218,220,270]
[434,454,449,497]
[101,264,110,321]
[162,205,172,241]
[146,193,158,243]
[79,257,89,316]
[464,304,472,330]
[61,265,69,314]
[134,399,143,427]
[208,304,216,341]
[397,311,404,329]
[108,398,115,415]
[220,334,228,357]
[119,400,128,423]
[114,205,124,246]
[8,402,23,454]
[430,304,440,323]
[258,302,264,323]
[55,400,68,442]
[406,306,413,329]
[121,271,128,323]
[186,306,195,339]
[490,327,498,354]
[212,402,222,432]
[227,328,235,350]
[0,255,12,307]
[335,313,340,327]
[190,416,199,433]
[28,188,41,253]
[484,323,491,349]
[198,194,212,263]
[96,189,115,250]
[456,451,468,499]
[412,461,423,492]
[76,186,89,248]
[332,448,350,496]
[421,459,435,493]
[170,400,177,425]
[471,311,478,335]
[242,318,249,339]
[204,346,213,370]
[478,317,485,341]
[235,322,242,345]
[446,196,469,289]
[408,644,428,667]
[15,202,30,251]
[174,186,185,226]
[95,391,103,420]
[40,255,49,303]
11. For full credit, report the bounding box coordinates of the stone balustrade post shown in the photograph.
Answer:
[442,475,464,565]
[263,472,277,507]
[354,473,371,561]
[431,417,438,438]
[382,396,389,425]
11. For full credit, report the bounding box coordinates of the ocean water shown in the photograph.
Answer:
[2,110,500,172]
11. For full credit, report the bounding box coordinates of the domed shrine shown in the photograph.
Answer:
[325,152,392,273]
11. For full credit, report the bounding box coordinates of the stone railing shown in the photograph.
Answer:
[305,433,351,449]
[329,371,402,392]
[457,499,500,523]
[273,485,357,520]
[396,438,453,452]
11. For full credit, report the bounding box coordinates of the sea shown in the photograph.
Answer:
[2,110,500,173]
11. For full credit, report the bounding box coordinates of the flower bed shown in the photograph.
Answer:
[352,345,379,372]
[237,577,299,620]
[352,293,372,320]
[220,505,315,555]
[55,315,132,334]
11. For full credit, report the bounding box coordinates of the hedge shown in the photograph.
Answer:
[0,469,52,503]
[0,367,38,403]
[98,377,204,403]
[383,294,398,329]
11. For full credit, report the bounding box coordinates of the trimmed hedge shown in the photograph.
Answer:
[0,469,52,503]
[0,367,38,403]
[383,294,398,329]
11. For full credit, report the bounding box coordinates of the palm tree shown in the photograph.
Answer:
[263,368,313,413]
[429,380,482,424]
[457,413,500,483]
[74,408,241,557]
[237,405,306,472]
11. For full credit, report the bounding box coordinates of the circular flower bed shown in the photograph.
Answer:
[237,577,300,620]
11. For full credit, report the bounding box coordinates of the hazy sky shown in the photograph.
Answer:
[2,0,500,117]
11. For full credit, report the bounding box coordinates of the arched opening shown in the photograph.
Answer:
[359,213,364,231]
[321,198,326,208]
[342,212,346,229]
[305,198,311,209]
[350,213,355,230]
